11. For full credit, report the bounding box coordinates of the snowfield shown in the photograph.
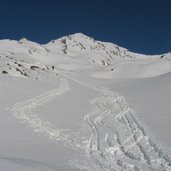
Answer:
[0,33,171,171]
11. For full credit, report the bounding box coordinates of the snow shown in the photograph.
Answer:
[0,33,171,170]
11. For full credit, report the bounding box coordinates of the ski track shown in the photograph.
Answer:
[83,86,171,171]
[11,76,76,144]
[10,73,171,171]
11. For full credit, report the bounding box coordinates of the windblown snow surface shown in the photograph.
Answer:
[0,33,171,171]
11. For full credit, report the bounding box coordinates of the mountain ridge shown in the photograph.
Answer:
[0,33,168,57]
[0,33,170,79]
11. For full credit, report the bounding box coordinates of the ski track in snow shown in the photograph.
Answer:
[64,74,171,171]
[11,76,76,144]
[10,74,171,171]
[81,86,171,171]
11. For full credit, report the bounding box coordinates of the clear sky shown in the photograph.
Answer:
[0,0,171,54]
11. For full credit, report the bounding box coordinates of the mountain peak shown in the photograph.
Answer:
[19,37,29,42]
[68,32,92,39]
[59,33,94,43]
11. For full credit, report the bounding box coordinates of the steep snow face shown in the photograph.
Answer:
[44,33,151,66]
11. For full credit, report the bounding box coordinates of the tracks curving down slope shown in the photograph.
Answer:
[10,73,171,171]
[83,87,171,171]
[11,76,75,144]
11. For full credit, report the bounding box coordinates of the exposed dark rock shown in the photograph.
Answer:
[2,70,8,74]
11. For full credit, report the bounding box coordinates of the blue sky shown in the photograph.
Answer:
[0,0,171,54]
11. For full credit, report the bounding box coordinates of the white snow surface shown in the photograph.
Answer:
[0,33,171,171]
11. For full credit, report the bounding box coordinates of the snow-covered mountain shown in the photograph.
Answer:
[0,33,170,78]
[0,33,171,171]
[45,33,146,64]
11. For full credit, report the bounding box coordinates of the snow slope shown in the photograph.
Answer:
[0,33,171,171]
